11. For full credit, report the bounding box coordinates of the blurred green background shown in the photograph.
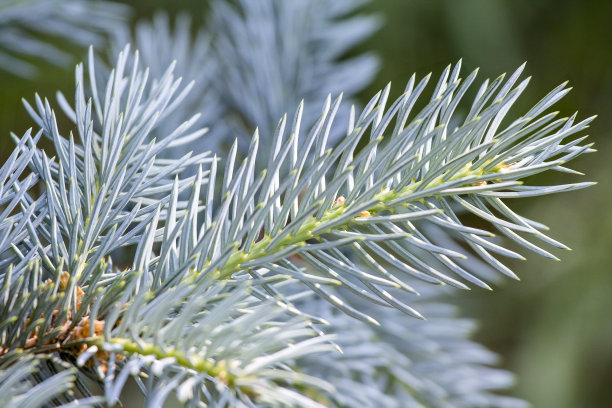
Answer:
[1,0,610,406]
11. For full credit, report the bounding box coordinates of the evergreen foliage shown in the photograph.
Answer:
[0,0,594,406]
[0,0,127,77]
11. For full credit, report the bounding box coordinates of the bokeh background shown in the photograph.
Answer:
[1,1,610,406]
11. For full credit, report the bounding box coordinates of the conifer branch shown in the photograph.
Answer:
[0,2,595,406]
[0,0,128,77]
[171,61,593,322]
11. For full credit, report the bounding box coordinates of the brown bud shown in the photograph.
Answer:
[332,196,346,207]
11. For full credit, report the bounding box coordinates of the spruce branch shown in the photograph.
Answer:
[20,45,212,279]
[117,0,379,156]
[0,129,41,271]
[1,256,334,407]
[1,47,337,407]
[0,0,128,77]
[0,355,102,408]
[0,3,595,404]
[73,278,335,408]
[297,285,529,408]
[168,61,594,322]
[113,12,221,161]
[207,0,380,153]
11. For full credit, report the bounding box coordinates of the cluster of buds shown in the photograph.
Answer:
[9,272,117,372]
[65,316,115,373]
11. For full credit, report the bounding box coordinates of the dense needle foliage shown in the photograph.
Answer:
[0,1,594,407]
